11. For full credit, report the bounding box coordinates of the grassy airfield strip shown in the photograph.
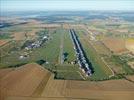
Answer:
[43,28,83,80]
[75,29,113,80]
[63,29,76,63]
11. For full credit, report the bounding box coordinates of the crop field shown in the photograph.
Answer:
[0,63,52,99]
[1,63,134,100]
[88,40,133,75]
[0,41,23,58]
[0,40,9,46]
[109,55,134,74]
[13,32,26,40]
[125,38,134,54]
[102,37,128,54]
[91,41,111,55]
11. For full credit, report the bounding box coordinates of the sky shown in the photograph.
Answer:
[1,0,134,12]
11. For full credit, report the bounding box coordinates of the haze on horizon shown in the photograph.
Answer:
[1,0,134,12]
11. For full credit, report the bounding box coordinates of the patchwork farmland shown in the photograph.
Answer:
[0,24,134,81]
[1,63,134,100]
[0,12,134,100]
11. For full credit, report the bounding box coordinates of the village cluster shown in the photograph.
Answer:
[19,34,49,59]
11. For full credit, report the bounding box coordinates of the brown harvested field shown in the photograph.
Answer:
[0,40,9,46]
[115,29,128,33]
[25,29,40,40]
[111,65,125,74]
[102,37,128,54]
[0,68,13,79]
[126,75,134,82]
[4,79,134,100]
[1,63,134,100]
[41,79,134,100]
[13,32,26,40]
[0,63,52,99]
[125,39,134,54]
[70,24,85,29]
[41,78,67,97]
[13,29,40,40]
[27,30,37,36]
[92,41,111,55]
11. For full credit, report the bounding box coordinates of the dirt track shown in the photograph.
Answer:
[0,63,134,100]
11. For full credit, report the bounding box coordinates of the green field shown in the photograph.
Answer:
[110,55,134,74]
[0,28,61,67]
[43,64,83,80]
[75,29,113,80]
[63,29,76,62]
